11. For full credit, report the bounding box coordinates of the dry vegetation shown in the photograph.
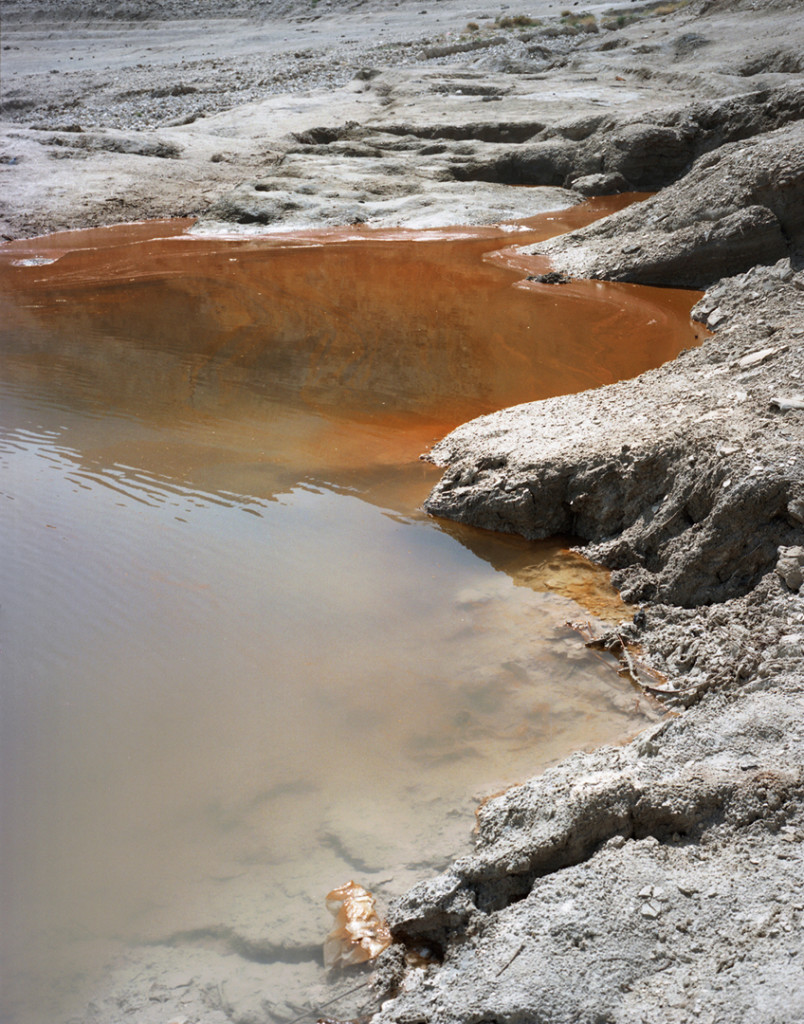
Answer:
[495,12,542,28]
[474,1,689,40]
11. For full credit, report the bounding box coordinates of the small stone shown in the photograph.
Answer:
[776,546,804,592]
[770,395,804,411]
[527,270,571,284]
[571,171,629,196]
[788,498,804,524]
[641,901,661,919]
[738,346,779,368]
[707,307,728,328]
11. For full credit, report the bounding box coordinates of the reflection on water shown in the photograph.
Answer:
[0,207,700,1024]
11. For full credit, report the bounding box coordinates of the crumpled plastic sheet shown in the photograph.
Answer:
[323,880,392,969]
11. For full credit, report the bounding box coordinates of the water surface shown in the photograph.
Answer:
[0,204,701,1023]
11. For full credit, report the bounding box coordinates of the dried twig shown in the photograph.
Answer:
[285,981,372,1024]
[496,943,524,977]
[566,621,672,694]
[616,631,641,682]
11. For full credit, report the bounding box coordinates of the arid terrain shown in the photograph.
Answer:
[2,0,803,1021]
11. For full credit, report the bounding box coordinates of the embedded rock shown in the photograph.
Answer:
[776,545,804,591]
[569,171,629,196]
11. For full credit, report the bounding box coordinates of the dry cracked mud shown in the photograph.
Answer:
[1,0,803,1022]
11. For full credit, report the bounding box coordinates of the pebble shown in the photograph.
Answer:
[707,307,728,328]
[770,395,804,411]
[775,547,804,592]
[737,346,779,368]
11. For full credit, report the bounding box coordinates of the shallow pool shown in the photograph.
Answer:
[0,205,701,1024]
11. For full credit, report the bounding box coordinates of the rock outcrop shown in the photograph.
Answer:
[528,113,804,288]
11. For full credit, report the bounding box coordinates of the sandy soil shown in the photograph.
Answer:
[2,0,803,1022]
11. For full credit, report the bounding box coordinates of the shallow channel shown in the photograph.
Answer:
[0,201,702,1024]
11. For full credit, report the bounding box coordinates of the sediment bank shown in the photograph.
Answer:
[2,0,803,1021]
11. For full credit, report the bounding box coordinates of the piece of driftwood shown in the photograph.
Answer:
[567,621,674,695]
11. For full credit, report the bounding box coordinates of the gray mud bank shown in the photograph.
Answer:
[390,169,804,1024]
[381,21,804,1024]
[2,0,803,1021]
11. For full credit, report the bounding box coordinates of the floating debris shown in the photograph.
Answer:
[323,881,392,969]
[567,621,672,696]
[526,270,572,284]
[10,256,60,267]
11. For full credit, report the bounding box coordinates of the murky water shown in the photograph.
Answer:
[0,203,702,1024]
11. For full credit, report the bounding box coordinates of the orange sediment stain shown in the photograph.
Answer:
[0,198,703,492]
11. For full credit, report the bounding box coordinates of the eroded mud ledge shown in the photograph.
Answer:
[384,195,804,1024]
[2,0,803,1021]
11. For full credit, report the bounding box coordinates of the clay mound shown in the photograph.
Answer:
[529,112,804,289]
[736,47,804,76]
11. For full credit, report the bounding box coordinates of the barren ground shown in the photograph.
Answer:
[2,0,803,1022]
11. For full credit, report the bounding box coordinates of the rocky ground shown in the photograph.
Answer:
[2,0,804,1022]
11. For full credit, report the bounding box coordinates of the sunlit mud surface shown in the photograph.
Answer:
[0,203,702,1024]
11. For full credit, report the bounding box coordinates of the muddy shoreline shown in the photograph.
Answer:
[2,0,803,1021]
